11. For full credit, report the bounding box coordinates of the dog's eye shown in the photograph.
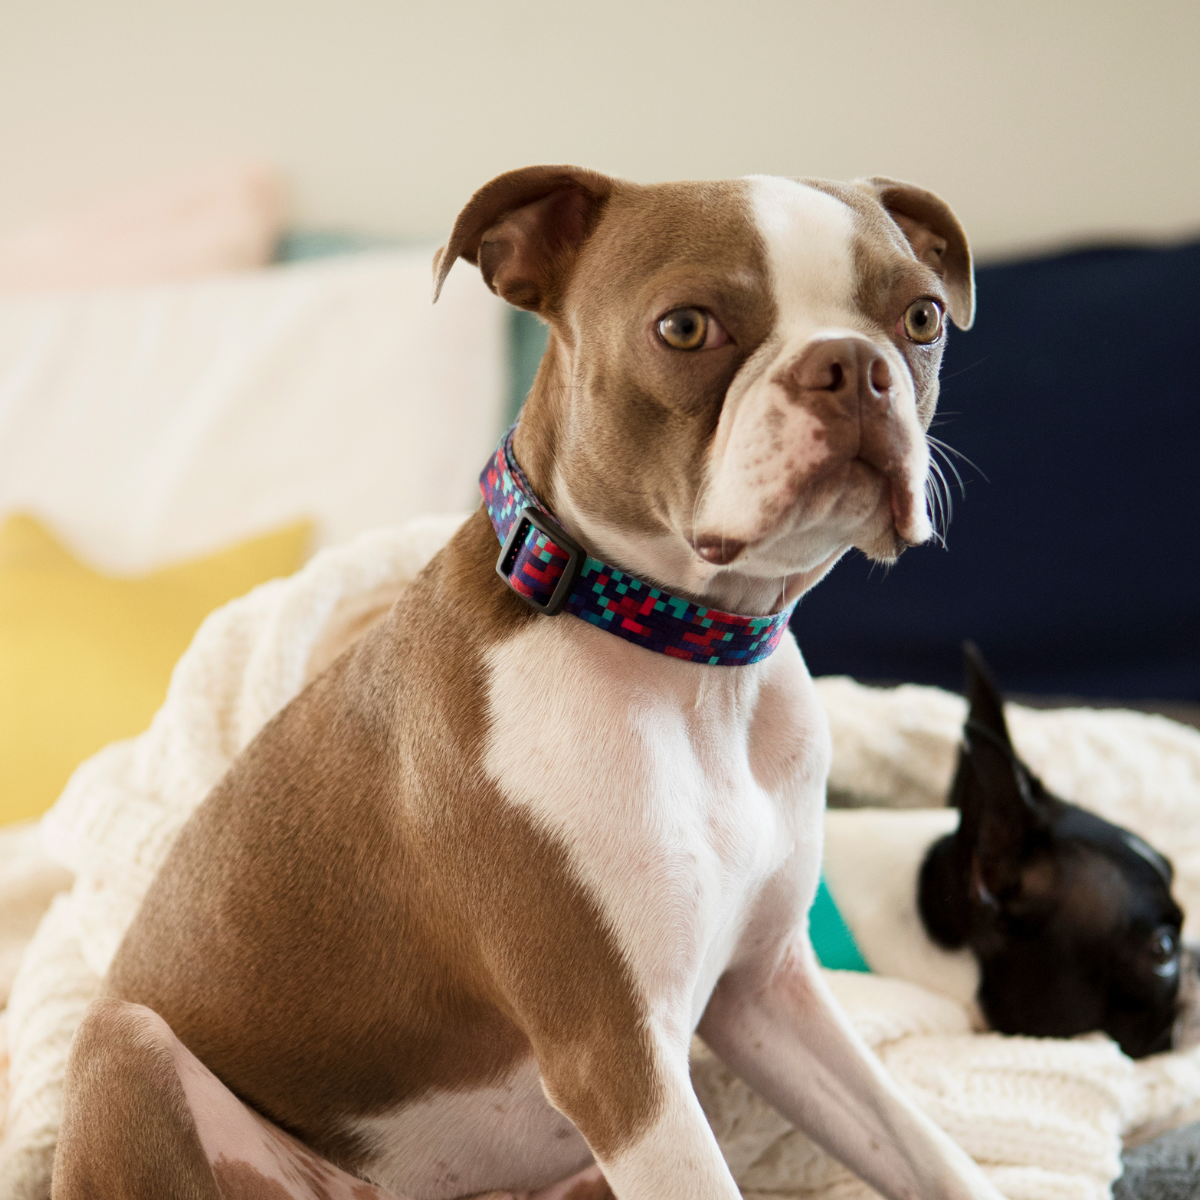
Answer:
[1147,926,1180,976]
[657,308,727,351]
[901,298,944,345]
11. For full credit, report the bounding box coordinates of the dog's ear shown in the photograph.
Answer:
[951,643,1051,907]
[432,165,616,313]
[862,176,975,331]
[961,641,1010,751]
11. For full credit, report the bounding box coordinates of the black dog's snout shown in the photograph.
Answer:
[1171,944,1200,1051]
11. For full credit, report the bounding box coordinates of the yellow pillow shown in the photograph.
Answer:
[0,514,311,826]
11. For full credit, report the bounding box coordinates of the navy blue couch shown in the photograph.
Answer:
[792,241,1200,702]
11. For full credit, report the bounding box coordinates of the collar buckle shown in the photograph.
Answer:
[496,506,585,616]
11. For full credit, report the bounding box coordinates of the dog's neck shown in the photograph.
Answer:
[511,338,842,617]
[481,428,797,667]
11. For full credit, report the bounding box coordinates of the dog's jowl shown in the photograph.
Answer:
[53,168,1004,1200]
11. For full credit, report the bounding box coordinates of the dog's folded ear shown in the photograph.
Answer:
[861,177,975,331]
[433,166,615,313]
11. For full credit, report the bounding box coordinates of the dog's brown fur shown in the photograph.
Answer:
[104,510,660,1169]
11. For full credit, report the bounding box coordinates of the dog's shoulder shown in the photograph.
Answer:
[103,508,666,1165]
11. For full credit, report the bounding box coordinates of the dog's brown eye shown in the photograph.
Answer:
[902,298,944,344]
[658,308,710,350]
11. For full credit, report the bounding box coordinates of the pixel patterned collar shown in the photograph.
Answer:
[479,428,796,666]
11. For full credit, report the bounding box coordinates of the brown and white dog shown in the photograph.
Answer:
[52,166,1000,1200]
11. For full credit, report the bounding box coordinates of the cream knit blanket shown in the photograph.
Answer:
[4,518,1200,1200]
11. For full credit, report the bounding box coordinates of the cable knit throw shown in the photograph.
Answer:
[4,516,1200,1200]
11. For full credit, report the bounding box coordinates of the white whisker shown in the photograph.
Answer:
[927,435,987,485]
[930,456,953,529]
[924,473,947,549]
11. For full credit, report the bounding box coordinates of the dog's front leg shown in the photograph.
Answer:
[535,1031,741,1200]
[698,941,1005,1200]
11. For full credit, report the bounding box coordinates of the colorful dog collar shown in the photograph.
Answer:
[479,428,796,666]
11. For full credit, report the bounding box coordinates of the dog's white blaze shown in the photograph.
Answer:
[700,178,866,550]
[347,1057,592,1199]
[484,618,827,1039]
[698,176,931,559]
[745,175,859,339]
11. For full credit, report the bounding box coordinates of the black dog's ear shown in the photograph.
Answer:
[962,641,1010,750]
[432,165,616,315]
[952,643,1051,907]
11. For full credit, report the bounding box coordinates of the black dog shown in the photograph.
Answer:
[918,644,1188,1058]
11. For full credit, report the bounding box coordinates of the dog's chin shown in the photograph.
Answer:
[790,464,929,567]
[768,490,916,574]
[688,467,930,596]
[854,520,912,565]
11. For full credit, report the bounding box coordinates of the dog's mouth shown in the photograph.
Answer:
[691,536,747,566]
[883,465,933,547]
[690,455,929,574]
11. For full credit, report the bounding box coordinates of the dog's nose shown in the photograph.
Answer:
[783,337,893,411]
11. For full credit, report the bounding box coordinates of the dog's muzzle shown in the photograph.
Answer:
[1172,943,1200,1050]
[776,336,931,547]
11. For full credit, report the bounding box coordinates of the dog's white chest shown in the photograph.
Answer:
[484,618,829,1037]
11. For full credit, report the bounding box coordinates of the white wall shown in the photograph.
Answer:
[1,0,1196,259]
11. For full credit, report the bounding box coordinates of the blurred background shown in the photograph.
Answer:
[4,1,1197,254]
[1,0,1197,823]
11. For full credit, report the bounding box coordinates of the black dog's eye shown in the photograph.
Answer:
[901,298,944,345]
[1147,926,1180,976]
[658,308,712,350]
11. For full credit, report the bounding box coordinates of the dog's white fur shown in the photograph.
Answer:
[349,1057,584,1198]
[487,626,820,1199]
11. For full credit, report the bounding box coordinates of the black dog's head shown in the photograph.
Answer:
[918,644,1188,1058]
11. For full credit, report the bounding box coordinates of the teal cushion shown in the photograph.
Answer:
[809,877,870,972]
[508,310,550,422]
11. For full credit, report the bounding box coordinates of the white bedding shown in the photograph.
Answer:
[3,518,1200,1199]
